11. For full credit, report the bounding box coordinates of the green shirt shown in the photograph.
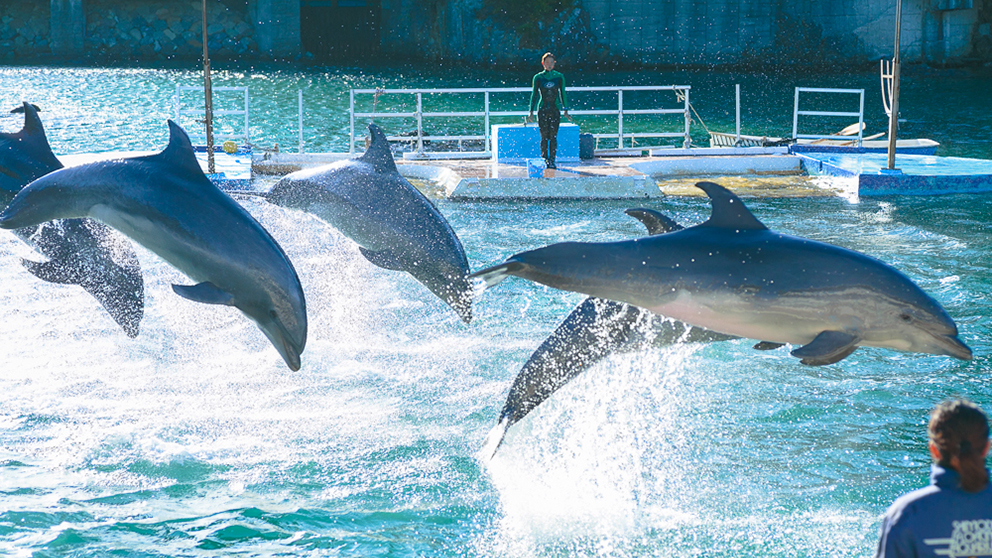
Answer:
[530,70,567,112]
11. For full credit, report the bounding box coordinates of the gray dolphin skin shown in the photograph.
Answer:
[487,208,736,455]
[266,123,473,323]
[0,102,144,337]
[472,181,972,366]
[0,120,307,370]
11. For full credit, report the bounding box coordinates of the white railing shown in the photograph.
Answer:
[174,85,250,145]
[792,87,865,145]
[349,85,693,157]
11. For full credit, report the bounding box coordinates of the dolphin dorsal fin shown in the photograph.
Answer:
[357,123,398,174]
[625,208,683,235]
[696,181,767,231]
[17,102,45,136]
[150,120,208,179]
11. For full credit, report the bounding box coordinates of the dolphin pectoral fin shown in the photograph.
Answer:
[468,260,526,289]
[358,246,408,271]
[21,258,84,285]
[753,341,786,351]
[480,418,511,460]
[791,331,860,366]
[172,282,236,306]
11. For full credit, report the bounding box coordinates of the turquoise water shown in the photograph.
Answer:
[805,152,992,175]
[1,64,991,557]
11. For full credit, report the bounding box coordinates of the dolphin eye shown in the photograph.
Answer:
[899,313,912,322]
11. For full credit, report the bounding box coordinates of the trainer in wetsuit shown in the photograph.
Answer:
[528,52,568,169]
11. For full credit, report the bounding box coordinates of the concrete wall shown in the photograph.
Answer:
[577,0,983,65]
[0,0,987,66]
[251,0,300,57]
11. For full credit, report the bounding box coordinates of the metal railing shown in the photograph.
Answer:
[349,85,693,157]
[174,85,250,145]
[792,87,865,145]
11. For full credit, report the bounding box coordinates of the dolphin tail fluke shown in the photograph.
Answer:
[81,277,144,339]
[469,260,525,290]
[21,258,84,285]
[21,257,144,338]
[791,330,860,365]
[480,418,511,460]
[444,281,474,324]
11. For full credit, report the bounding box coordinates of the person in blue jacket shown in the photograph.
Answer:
[527,52,568,169]
[874,399,992,558]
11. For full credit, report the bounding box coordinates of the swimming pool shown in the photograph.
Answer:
[1,64,991,557]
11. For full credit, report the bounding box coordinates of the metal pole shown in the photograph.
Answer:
[792,87,800,140]
[484,91,491,154]
[735,84,741,144]
[886,0,902,170]
[683,88,691,148]
[201,0,215,174]
[416,92,424,155]
[617,90,623,149]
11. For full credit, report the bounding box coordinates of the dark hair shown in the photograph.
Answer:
[929,399,990,493]
[541,52,555,63]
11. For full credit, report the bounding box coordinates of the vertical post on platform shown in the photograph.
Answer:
[617,90,624,149]
[886,0,902,171]
[735,83,741,145]
[202,0,215,174]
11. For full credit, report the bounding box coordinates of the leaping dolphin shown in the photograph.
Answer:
[0,102,144,337]
[471,181,972,366]
[0,120,307,370]
[486,208,736,455]
[266,123,473,323]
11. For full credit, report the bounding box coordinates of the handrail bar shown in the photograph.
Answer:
[174,85,250,145]
[349,85,693,156]
[792,87,864,145]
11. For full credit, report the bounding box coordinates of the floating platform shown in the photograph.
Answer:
[790,138,939,156]
[798,152,992,196]
[255,149,806,200]
[59,146,253,190]
[193,145,252,190]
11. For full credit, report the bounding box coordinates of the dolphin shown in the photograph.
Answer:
[0,102,144,337]
[486,208,737,455]
[471,181,972,366]
[0,120,307,370]
[266,123,473,323]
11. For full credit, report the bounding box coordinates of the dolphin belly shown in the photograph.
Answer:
[644,288,859,347]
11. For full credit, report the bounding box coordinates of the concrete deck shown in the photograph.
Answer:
[253,149,805,199]
[798,152,992,196]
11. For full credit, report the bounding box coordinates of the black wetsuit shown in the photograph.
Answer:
[530,70,567,167]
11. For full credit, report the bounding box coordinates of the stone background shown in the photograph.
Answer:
[1,0,256,63]
[1,0,990,67]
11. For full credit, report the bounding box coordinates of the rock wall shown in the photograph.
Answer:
[0,3,52,61]
[0,0,989,66]
[0,0,257,63]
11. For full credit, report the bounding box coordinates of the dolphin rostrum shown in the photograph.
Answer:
[485,208,736,456]
[266,123,473,323]
[0,120,307,370]
[0,102,144,337]
[472,181,972,366]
